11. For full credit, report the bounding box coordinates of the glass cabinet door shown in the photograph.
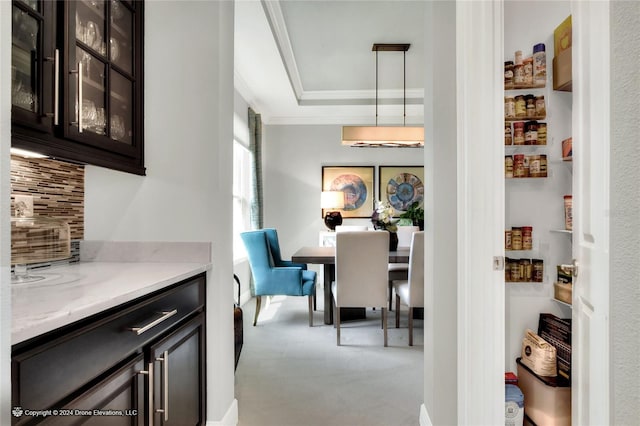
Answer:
[67,0,138,149]
[11,0,55,130]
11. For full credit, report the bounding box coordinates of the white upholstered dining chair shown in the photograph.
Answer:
[387,225,419,310]
[393,231,425,346]
[332,231,390,346]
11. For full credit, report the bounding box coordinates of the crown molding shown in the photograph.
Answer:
[261,0,305,100]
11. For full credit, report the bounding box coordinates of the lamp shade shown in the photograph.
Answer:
[341,126,424,147]
[321,191,345,209]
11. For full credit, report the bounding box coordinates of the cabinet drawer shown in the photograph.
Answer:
[13,275,205,413]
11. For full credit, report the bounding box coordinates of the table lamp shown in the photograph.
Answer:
[321,191,345,231]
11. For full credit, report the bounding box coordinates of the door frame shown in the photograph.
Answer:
[423,1,613,424]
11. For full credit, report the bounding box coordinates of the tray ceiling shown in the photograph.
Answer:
[235,0,425,125]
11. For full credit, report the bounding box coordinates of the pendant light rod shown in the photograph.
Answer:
[403,49,406,126]
[375,49,378,126]
[371,44,410,126]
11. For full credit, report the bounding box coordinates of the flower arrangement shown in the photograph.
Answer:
[371,200,399,232]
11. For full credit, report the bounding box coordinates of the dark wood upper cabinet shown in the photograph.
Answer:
[11,0,145,175]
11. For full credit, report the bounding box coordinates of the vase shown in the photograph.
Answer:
[389,231,398,251]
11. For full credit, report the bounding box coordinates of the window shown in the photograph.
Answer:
[233,141,252,260]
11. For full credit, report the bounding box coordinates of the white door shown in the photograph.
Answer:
[571,1,610,424]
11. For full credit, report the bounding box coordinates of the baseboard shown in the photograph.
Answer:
[420,404,433,426]
[206,399,238,426]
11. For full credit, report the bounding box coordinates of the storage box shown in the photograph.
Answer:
[506,384,524,426]
[553,48,572,91]
[517,358,571,426]
[554,16,572,56]
[554,282,572,304]
[561,137,572,160]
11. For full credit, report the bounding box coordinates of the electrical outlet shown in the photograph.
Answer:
[14,194,34,217]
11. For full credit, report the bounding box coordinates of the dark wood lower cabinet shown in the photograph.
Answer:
[150,314,205,426]
[40,354,145,426]
[12,275,206,426]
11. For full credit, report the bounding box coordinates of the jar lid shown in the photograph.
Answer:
[533,43,546,53]
[523,57,533,63]
[505,61,514,66]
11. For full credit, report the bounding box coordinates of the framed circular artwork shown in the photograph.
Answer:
[322,166,374,218]
[379,166,424,214]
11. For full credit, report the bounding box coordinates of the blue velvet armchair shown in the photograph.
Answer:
[241,230,316,326]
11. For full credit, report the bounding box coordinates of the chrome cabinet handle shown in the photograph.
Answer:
[127,310,177,335]
[69,61,83,131]
[43,49,59,125]
[148,362,154,426]
[155,351,169,421]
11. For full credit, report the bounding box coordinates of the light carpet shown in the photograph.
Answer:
[234,291,424,426]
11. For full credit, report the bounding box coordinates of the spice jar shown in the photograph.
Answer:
[522,155,530,177]
[523,57,533,85]
[535,96,546,117]
[514,50,523,65]
[515,95,527,117]
[505,156,513,178]
[505,61,514,87]
[529,155,542,177]
[513,122,525,145]
[505,97,516,119]
[533,43,546,85]
[564,195,573,230]
[513,154,525,177]
[514,64,525,85]
[525,121,538,145]
[510,260,521,282]
[533,259,544,282]
[522,226,533,250]
[505,123,513,145]
[505,258,513,282]
[505,230,512,250]
[537,122,547,145]
[540,155,548,177]
[525,95,536,117]
[520,258,532,282]
[511,227,523,250]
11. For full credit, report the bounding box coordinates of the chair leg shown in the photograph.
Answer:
[382,308,388,347]
[308,295,313,327]
[408,307,414,346]
[388,281,393,311]
[313,287,317,311]
[395,294,401,328]
[253,296,262,326]
[335,301,341,346]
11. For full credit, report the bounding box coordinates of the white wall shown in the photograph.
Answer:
[504,0,572,374]
[422,1,457,424]
[610,1,640,423]
[85,1,236,424]
[261,124,423,257]
[0,1,11,422]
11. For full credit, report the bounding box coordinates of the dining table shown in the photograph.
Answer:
[291,246,410,325]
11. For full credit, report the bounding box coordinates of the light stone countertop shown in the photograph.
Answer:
[12,241,211,345]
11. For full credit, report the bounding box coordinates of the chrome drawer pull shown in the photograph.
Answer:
[127,310,178,335]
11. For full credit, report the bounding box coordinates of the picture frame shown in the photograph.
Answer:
[322,166,375,218]
[378,166,425,215]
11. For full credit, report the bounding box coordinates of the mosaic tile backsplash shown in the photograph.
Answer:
[10,155,84,240]
[10,155,84,267]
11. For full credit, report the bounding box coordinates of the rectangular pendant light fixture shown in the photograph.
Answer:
[342,126,424,147]
[342,43,424,148]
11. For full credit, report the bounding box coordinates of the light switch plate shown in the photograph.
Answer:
[14,194,34,217]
